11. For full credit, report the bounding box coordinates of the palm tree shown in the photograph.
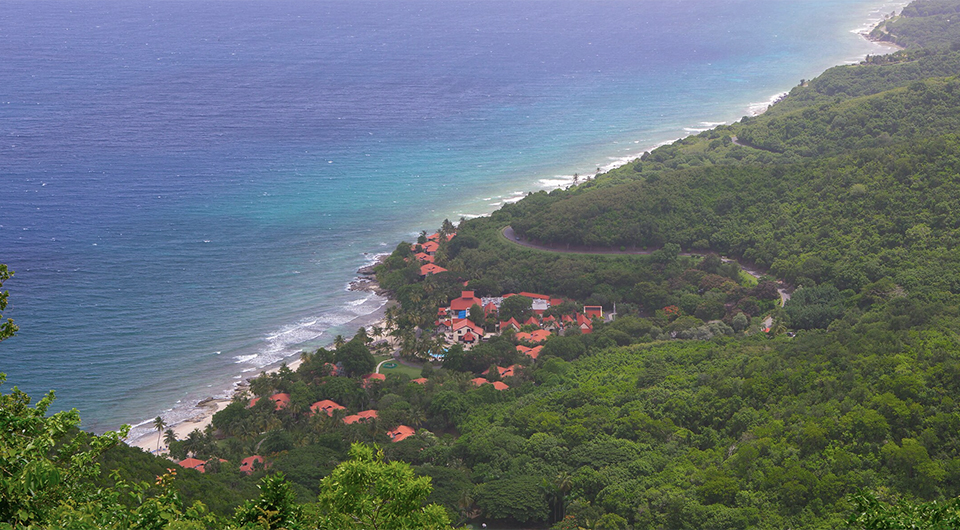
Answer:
[163,429,177,448]
[333,334,346,350]
[152,416,167,454]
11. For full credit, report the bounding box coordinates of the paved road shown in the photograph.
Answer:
[502,226,790,306]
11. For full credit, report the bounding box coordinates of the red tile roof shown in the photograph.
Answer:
[450,291,482,311]
[526,345,543,360]
[411,377,428,385]
[310,399,345,416]
[179,457,206,472]
[420,263,448,276]
[500,317,522,331]
[240,455,264,475]
[427,232,441,241]
[584,306,603,319]
[491,381,509,391]
[362,373,385,388]
[415,252,435,263]
[524,316,540,326]
[422,241,440,253]
[343,409,378,424]
[471,377,487,387]
[387,425,416,442]
[461,331,477,343]
[516,329,551,344]
[519,292,550,300]
[270,393,291,410]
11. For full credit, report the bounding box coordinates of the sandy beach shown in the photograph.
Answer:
[126,315,395,457]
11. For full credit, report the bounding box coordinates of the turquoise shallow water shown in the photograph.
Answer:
[0,0,903,438]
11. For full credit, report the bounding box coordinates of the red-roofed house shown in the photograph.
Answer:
[411,377,428,385]
[516,345,531,355]
[541,315,558,331]
[420,263,448,277]
[446,232,456,241]
[584,306,603,319]
[250,393,291,410]
[519,292,550,300]
[450,291,482,320]
[483,302,498,316]
[482,365,517,378]
[363,373,386,388]
[517,329,551,344]
[426,232,441,241]
[421,241,440,255]
[500,317,522,332]
[461,331,477,344]
[550,298,564,307]
[343,409,378,424]
[310,399,346,417]
[523,316,540,327]
[526,345,543,360]
[577,313,594,334]
[491,381,509,391]
[471,377,487,387]
[179,457,206,472]
[240,455,264,475]
[452,319,484,343]
[415,252,435,263]
[387,425,416,442]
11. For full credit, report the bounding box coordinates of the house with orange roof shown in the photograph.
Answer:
[420,263,448,277]
[523,315,540,327]
[249,393,291,411]
[421,241,440,255]
[519,292,550,300]
[483,301,498,316]
[387,425,416,442]
[179,457,206,472]
[310,399,346,416]
[491,381,509,391]
[362,373,386,388]
[471,377,487,387]
[499,317,522,332]
[452,319,484,343]
[411,377,428,385]
[414,252,435,263]
[541,315,559,331]
[516,329,551,344]
[525,345,543,360]
[426,232,441,241]
[482,365,517,378]
[343,409,378,424]
[584,306,603,319]
[449,291,482,320]
[240,455,264,475]
[577,313,594,334]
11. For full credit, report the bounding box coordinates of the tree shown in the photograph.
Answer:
[235,473,304,530]
[335,337,376,377]
[153,415,167,454]
[313,443,451,529]
[0,265,17,342]
[468,303,485,328]
[499,295,532,322]
[0,373,129,527]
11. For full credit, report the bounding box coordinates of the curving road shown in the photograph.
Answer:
[502,226,790,306]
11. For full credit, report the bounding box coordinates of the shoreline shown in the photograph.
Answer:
[126,256,392,455]
[123,0,904,455]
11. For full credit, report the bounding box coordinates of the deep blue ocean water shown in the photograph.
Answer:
[1,0,903,438]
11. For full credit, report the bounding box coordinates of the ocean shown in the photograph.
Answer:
[0,0,903,439]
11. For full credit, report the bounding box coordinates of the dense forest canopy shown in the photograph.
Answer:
[7,1,960,528]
